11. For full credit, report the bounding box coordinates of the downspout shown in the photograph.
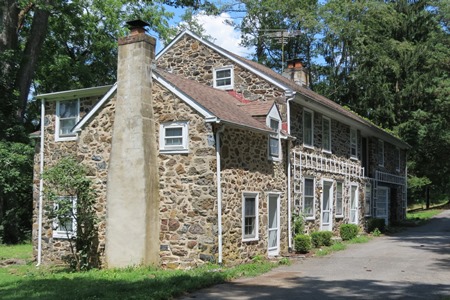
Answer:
[216,125,225,264]
[36,98,45,266]
[286,92,295,250]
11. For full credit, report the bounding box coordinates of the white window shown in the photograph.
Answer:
[55,99,79,141]
[349,184,358,224]
[335,181,344,218]
[268,118,280,160]
[365,183,372,216]
[53,196,76,239]
[378,140,384,166]
[322,117,331,153]
[159,121,189,154]
[350,128,357,159]
[303,109,313,147]
[213,66,234,90]
[303,178,315,219]
[242,192,259,241]
[395,148,400,171]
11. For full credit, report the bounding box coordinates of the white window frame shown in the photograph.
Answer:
[335,181,344,218]
[303,108,314,148]
[159,121,189,154]
[268,117,281,161]
[55,99,80,142]
[378,140,384,166]
[242,192,259,242]
[322,116,331,153]
[349,184,359,225]
[350,128,358,160]
[303,178,315,220]
[365,183,372,216]
[213,66,234,90]
[52,196,77,239]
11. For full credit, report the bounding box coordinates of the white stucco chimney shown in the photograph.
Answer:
[105,20,160,268]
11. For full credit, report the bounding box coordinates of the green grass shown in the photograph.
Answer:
[313,235,370,257]
[0,244,281,300]
[407,209,443,220]
[0,243,32,260]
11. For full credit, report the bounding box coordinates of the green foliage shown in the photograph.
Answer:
[43,157,98,271]
[293,213,305,235]
[340,224,359,241]
[294,234,312,253]
[310,231,333,248]
[278,257,290,265]
[366,218,386,233]
[372,228,381,237]
[407,209,443,221]
[0,142,34,244]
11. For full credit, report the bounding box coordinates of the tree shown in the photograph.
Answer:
[43,157,98,270]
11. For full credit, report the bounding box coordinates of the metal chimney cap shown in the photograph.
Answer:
[126,20,150,29]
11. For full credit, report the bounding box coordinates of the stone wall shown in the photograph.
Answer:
[220,127,288,263]
[152,81,218,269]
[156,35,287,117]
[33,95,115,265]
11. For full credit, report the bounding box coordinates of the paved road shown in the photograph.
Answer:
[181,210,450,299]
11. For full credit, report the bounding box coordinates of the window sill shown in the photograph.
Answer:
[322,149,332,154]
[214,85,234,91]
[53,233,75,239]
[160,149,189,154]
[335,215,344,219]
[242,237,259,242]
[55,135,78,142]
[303,145,314,150]
[305,217,315,221]
[268,156,282,162]
[350,156,359,161]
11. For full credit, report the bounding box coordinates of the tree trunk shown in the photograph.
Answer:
[426,186,430,209]
[15,1,51,120]
[0,0,19,77]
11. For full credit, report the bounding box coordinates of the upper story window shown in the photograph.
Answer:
[322,117,331,153]
[53,196,77,239]
[268,118,280,160]
[56,99,79,141]
[378,140,384,166]
[242,192,259,241]
[350,128,357,159]
[303,109,314,148]
[213,66,234,90]
[303,178,315,219]
[159,121,189,154]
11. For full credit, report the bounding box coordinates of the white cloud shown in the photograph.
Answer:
[193,12,252,57]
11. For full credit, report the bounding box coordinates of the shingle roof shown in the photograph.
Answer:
[238,101,274,117]
[153,69,273,133]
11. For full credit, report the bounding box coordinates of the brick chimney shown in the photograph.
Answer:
[106,20,160,267]
[282,59,310,88]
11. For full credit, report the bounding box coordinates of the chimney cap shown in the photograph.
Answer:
[126,20,150,30]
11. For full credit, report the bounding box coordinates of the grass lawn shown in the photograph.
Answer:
[0,244,281,300]
[407,209,443,221]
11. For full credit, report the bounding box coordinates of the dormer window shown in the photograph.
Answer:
[266,104,282,161]
[213,66,234,90]
[55,99,79,141]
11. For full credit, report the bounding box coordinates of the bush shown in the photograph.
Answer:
[340,224,359,241]
[293,213,305,235]
[294,234,312,253]
[366,218,386,233]
[311,231,334,248]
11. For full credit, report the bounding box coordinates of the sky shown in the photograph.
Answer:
[157,6,252,58]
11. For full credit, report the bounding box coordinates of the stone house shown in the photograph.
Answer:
[32,21,409,269]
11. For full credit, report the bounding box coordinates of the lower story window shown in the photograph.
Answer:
[303,178,315,219]
[242,192,259,241]
[365,183,372,216]
[335,181,344,217]
[52,196,77,239]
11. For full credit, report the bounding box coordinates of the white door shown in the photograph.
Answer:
[350,185,359,224]
[268,194,280,256]
[376,187,390,225]
[321,180,333,231]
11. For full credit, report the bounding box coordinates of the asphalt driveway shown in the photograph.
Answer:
[181,210,450,299]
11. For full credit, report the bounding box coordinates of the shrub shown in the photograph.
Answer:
[310,231,334,248]
[367,218,386,233]
[340,224,359,241]
[293,213,305,235]
[294,234,312,253]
